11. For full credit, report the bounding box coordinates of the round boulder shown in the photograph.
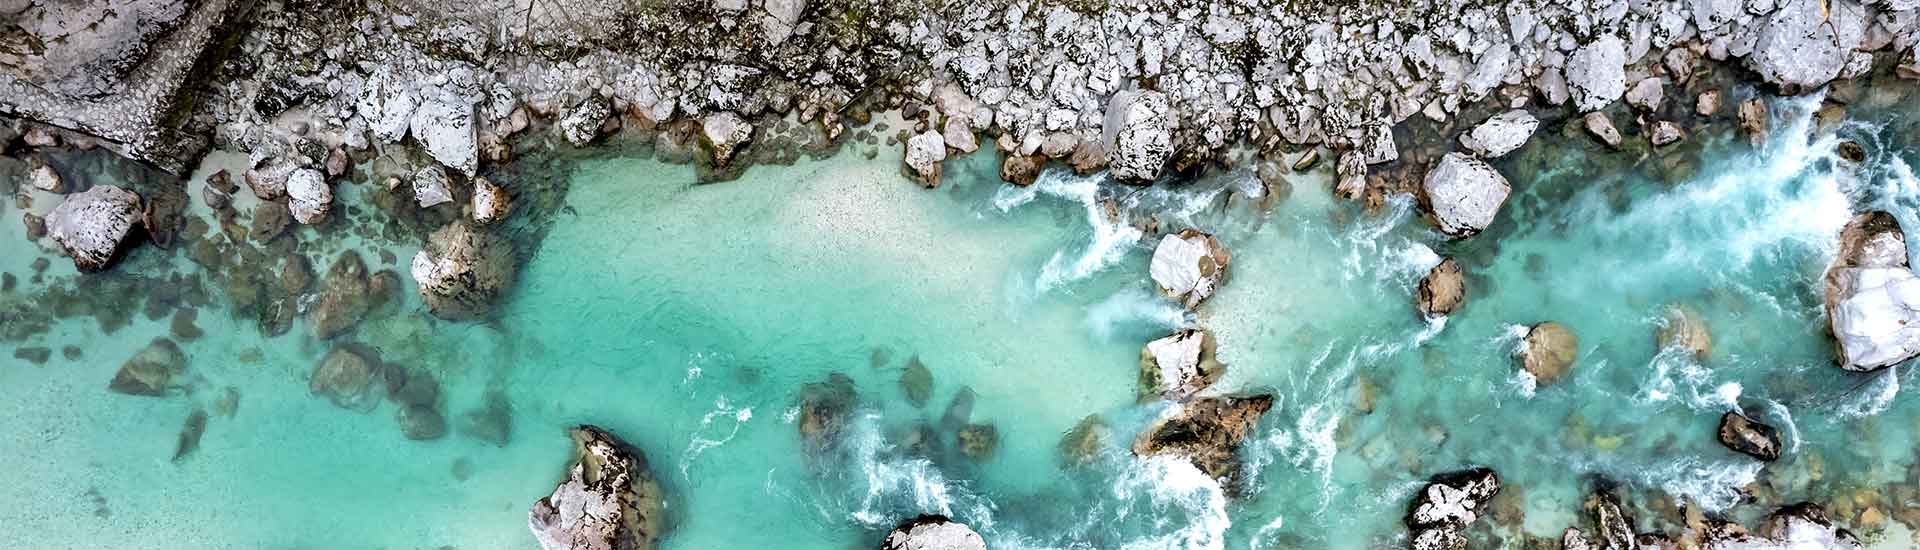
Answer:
[311,346,380,411]
[1519,322,1578,385]
[1421,153,1510,238]
[45,185,142,272]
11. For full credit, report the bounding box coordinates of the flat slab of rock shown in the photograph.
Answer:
[881,515,986,550]
[1824,212,1920,371]
[1150,229,1231,309]
[1139,329,1225,401]
[1458,110,1537,159]
[1718,411,1782,461]
[1422,153,1510,238]
[1519,321,1578,385]
[529,425,668,550]
[110,338,186,396]
[1416,258,1465,317]
[46,185,142,272]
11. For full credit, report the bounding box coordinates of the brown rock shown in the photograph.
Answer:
[311,346,379,411]
[308,252,371,339]
[1519,322,1578,385]
[1132,395,1274,487]
[1739,99,1770,145]
[1657,305,1712,360]
[1718,411,1782,461]
[1416,258,1466,317]
[1000,154,1046,186]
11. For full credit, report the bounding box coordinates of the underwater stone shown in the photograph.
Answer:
[957,423,997,460]
[1649,121,1685,147]
[13,346,51,365]
[940,386,976,431]
[796,373,857,454]
[528,425,668,550]
[109,338,185,396]
[310,346,380,411]
[1139,329,1225,401]
[458,390,514,447]
[308,251,371,339]
[396,404,447,440]
[142,181,188,249]
[1105,89,1172,183]
[1421,153,1510,239]
[899,356,932,406]
[45,185,141,272]
[249,201,291,243]
[170,309,202,341]
[1149,229,1231,309]
[1416,258,1465,317]
[1584,488,1636,550]
[881,515,986,550]
[412,222,516,320]
[1824,212,1920,371]
[1718,411,1782,461]
[22,213,46,240]
[412,165,456,208]
[1058,414,1107,467]
[1657,305,1712,360]
[1132,394,1273,488]
[1519,321,1579,385]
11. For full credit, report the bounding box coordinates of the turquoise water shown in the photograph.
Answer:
[5,91,1920,549]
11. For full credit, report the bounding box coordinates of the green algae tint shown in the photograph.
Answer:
[4,93,1920,549]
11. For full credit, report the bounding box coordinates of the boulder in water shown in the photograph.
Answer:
[396,404,447,441]
[1058,414,1107,466]
[471,177,511,226]
[881,515,986,550]
[899,356,932,406]
[1649,121,1685,147]
[1822,212,1920,371]
[311,346,380,411]
[1657,305,1712,360]
[1132,394,1273,487]
[1519,321,1578,385]
[46,185,141,272]
[1458,110,1537,159]
[458,390,514,446]
[412,222,516,320]
[1404,468,1501,550]
[1717,411,1782,461]
[413,165,456,208]
[1138,329,1225,401]
[1739,99,1770,146]
[957,423,998,460]
[308,252,371,339]
[1105,90,1172,182]
[1150,229,1231,309]
[29,162,65,193]
[1000,153,1045,186]
[558,97,611,147]
[796,373,856,454]
[904,131,946,188]
[250,201,292,243]
[1416,258,1466,317]
[109,338,186,396]
[1584,488,1636,550]
[528,425,669,550]
[286,168,332,224]
[1421,153,1509,238]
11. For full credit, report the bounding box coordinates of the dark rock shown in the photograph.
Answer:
[61,346,81,360]
[396,404,447,440]
[1131,394,1274,487]
[1417,258,1466,317]
[308,251,371,339]
[528,425,669,550]
[940,386,975,430]
[1717,411,1782,461]
[899,356,931,406]
[310,346,379,411]
[207,170,237,194]
[170,309,202,341]
[957,424,997,460]
[1836,141,1866,163]
[109,338,185,396]
[279,253,313,295]
[172,409,208,463]
[391,369,441,408]
[13,346,51,365]
[797,373,857,454]
[1059,414,1107,466]
[880,515,986,550]
[142,182,189,249]
[22,212,46,239]
[249,201,291,243]
[458,390,514,446]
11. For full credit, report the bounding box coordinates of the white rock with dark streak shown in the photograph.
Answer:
[1104,90,1172,182]
[1566,36,1627,112]
[410,89,479,176]
[1422,153,1510,238]
[560,97,611,147]
[881,516,986,550]
[1459,110,1537,158]
[1748,0,1859,93]
[1150,229,1231,309]
[528,425,668,550]
[358,65,420,143]
[413,165,456,208]
[1824,212,1920,371]
[287,168,332,224]
[46,185,141,272]
[700,112,752,167]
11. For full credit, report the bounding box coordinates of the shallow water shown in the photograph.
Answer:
[5,91,1920,550]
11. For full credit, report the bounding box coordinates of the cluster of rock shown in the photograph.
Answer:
[1404,468,1501,550]
[308,343,450,441]
[528,425,670,550]
[880,515,988,550]
[1149,229,1232,310]
[1555,487,1861,550]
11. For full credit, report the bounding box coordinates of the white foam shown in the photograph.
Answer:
[1086,287,1196,342]
[679,396,753,480]
[1111,456,1231,550]
[1835,366,1899,419]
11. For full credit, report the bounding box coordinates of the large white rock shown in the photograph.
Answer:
[904,131,947,188]
[1141,329,1224,401]
[880,516,986,550]
[1459,110,1538,158]
[358,65,420,143]
[413,165,456,208]
[1150,229,1231,309]
[286,168,332,224]
[1825,212,1920,371]
[1747,0,1859,93]
[700,112,752,167]
[1566,36,1628,112]
[528,426,668,550]
[1104,90,1172,182]
[45,185,141,272]
[410,89,479,176]
[1422,153,1511,238]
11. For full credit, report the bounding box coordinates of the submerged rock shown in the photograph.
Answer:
[1106,90,1172,183]
[1416,258,1466,317]
[396,404,447,441]
[528,425,668,550]
[1585,489,1636,550]
[1149,229,1231,309]
[172,408,209,463]
[311,346,380,411]
[458,390,514,446]
[881,515,986,550]
[1519,321,1578,385]
[46,185,142,272]
[796,373,857,454]
[1405,468,1501,550]
[1459,110,1537,159]
[1422,153,1510,238]
[250,201,292,243]
[1058,414,1107,466]
[412,222,516,320]
[308,252,371,339]
[109,338,186,396]
[904,131,946,188]
[1822,212,1920,371]
[899,356,932,406]
[1132,394,1273,487]
[1657,305,1712,360]
[1718,411,1782,461]
[1138,329,1225,401]
[957,424,998,460]
[30,162,65,193]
